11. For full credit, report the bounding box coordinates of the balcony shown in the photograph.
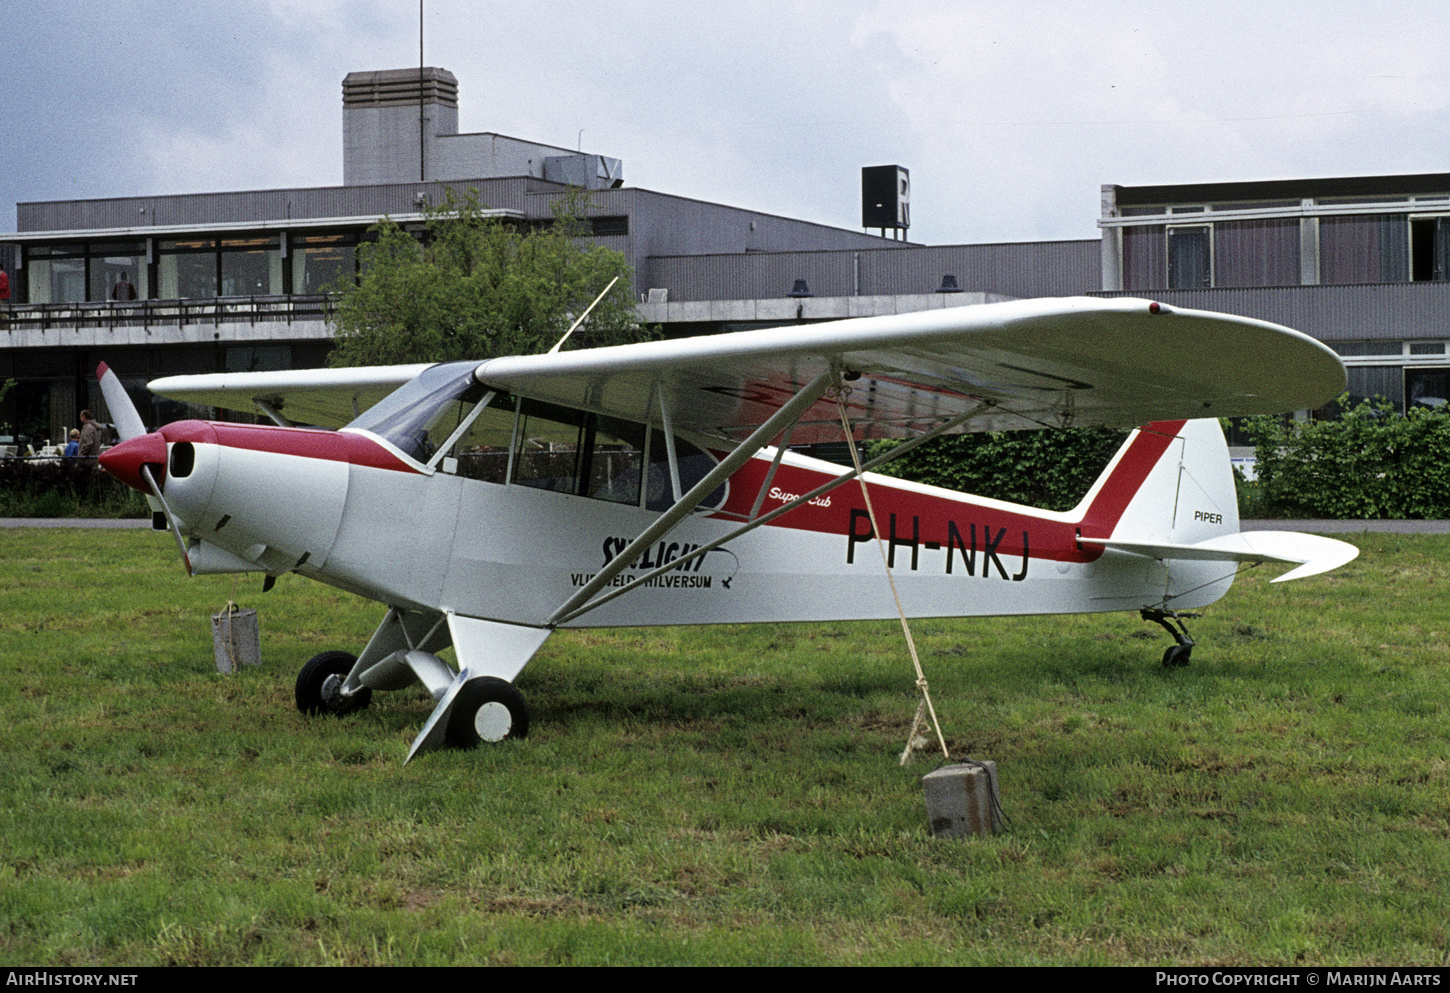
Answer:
[1,294,336,348]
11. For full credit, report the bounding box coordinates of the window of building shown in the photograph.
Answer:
[1320,215,1408,284]
[1407,368,1450,411]
[1167,226,1211,289]
[1345,366,1403,412]
[157,236,283,297]
[1331,341,1403,356]
[1409,217,1450,281]
[219,236,282,296]
[158,239,220,298]
[26,244,86,303]
[226,346,291,373]
[27,258,85,303]
[290,233,357,294]
[88,241,148,302]
[590,216,629,237]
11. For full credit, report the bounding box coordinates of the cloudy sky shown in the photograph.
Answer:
[4,0,1448,246]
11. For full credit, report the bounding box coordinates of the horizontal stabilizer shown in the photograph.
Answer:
[1084,531,1360,583]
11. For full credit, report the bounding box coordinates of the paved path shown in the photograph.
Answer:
[1241,519,1450,534]
[6,518,1450,533]
[0,518,152,528]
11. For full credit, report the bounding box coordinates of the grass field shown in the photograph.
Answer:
[1,528,1447,966]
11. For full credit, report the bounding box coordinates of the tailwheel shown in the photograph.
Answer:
[445,676,528,747]
[296,650,372,716]
[1141,608,1199,669]
[1161,644,1193,668]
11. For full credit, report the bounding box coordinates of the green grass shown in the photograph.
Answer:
[2,530,1448,965]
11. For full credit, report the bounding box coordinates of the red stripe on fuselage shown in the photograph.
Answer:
[158,421,422,474]
[713,420,1185,565]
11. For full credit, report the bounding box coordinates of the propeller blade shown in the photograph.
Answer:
[96,362,147,441]
[140,463,193,576]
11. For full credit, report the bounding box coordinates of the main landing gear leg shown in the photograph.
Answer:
[405,617,552,764]
[1141,608,1200,668]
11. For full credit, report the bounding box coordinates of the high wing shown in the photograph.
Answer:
[150,363,433,429]
[148,297,1345,439]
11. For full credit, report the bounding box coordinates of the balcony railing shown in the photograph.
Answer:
[2,294,335,332]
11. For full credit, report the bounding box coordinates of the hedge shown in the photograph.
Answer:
[0,458,149,518]
[1242,400,1450,519]
[865,426,1130,512]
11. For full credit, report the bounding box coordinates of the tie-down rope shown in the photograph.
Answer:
[830,382,950,765]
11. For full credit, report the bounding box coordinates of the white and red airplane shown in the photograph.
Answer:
[97,297,1358,761]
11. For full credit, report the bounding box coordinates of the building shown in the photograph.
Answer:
[2,65,1444,450]
[1,68,933,446]
[1097,175,1450,413]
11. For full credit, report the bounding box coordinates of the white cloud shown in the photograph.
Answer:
[7,0,1450,242]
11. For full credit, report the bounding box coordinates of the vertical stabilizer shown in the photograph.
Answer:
[1106,418,1239,545]
[1072,418,1241,609]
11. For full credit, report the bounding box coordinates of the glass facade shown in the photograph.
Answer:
[15,230,357,304]
[158,236,283,298]
[89,241,147,301]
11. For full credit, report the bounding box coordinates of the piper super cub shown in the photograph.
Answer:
[97,297,1358,762]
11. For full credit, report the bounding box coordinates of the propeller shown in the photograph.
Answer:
[96,364,193,575]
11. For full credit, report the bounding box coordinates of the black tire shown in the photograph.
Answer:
[1161,644,1192,668]
[445,677,528,747]
[295,651,371,716]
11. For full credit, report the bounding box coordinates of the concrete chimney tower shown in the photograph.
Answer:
[342,68,459,185]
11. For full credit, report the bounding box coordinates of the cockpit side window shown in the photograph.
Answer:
[440,393,517,483]
[512,400,645,505]
[588,416,645,505]
[513,401,587,494]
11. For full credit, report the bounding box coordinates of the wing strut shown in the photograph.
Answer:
[655,381,684,503]
[546,369,838,626]
[548,395,993,626]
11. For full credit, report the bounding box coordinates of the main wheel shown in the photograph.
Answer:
[296,651,371,716]
[445,677,528,747]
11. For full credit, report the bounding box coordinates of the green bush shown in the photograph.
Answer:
[866,426,1129,512]
[0,458,149,518]
[1244,399,1450,519]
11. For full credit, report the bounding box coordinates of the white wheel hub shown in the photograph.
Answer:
[473,701,513,742]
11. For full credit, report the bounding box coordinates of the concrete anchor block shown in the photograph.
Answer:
[212,607,261,674]
[923,761,1002,838]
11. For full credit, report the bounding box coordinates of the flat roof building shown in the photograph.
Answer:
[1096,175,1450,413]
[3,65,1447,449]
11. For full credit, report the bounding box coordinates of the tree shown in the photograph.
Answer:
[328,189,650,366]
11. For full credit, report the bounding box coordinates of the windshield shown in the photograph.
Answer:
[346,361,485,463]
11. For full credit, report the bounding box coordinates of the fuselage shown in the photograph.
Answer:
[100,413,1238,629]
